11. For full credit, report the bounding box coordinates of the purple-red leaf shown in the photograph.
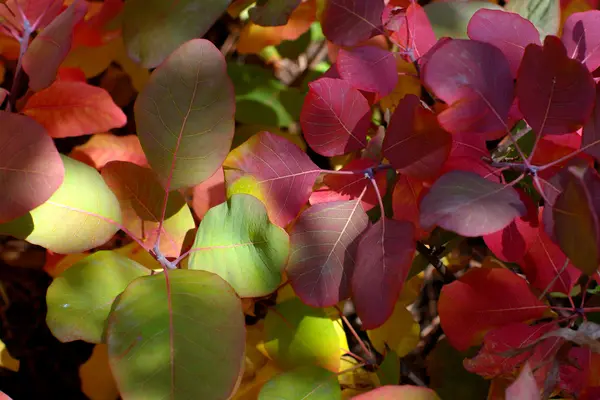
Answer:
[562,11,600,73]
[300,78,370,156]
[467,9,541,77]
[383,2,436,60]
[382,94,452,180]
[321,0,384,47]
[0,112,64,223]
[287,200,369,307]
[337,46,397,97]
[516,36,595,136]
[419,170,526,237]
[422,39,514,137]
[22,0,88,91]
[352,218,415,330]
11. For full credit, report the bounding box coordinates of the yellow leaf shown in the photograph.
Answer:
[79,344,119,400]
[367,297,420,357]
[0,339,18,372]
[232,361,282,399]
[380,59,421,113]
[338,356,380,389]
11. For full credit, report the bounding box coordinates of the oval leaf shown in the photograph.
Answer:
[259,366,341,400]
[135,39,235,191]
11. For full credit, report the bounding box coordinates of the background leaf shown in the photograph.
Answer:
[506,0,560,38]
[249,0,302,27]
[562,10,600,73]
[258,365,341,399]
[321,0,384,47]
[423,1,503,39]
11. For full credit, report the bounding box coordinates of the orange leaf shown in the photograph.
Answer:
[189,167,226,220]
[22,81,126,138]
[69,133,147,170]
[73,0,123,47]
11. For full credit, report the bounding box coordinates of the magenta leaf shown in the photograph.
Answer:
[300,78,370,157]
[422,39,514,137]
[583,83,600,161]
[22,0,88,91]
[382,94,452,180]
[321,0,384,47]
[337,46,398,97]
[287,200,369,307]
[224,132,320,227]
[351,218,415,330]
[562,10,600,73]
[0,112,64,223]
[420,170,526,237]
[516,36,595,136]
[467,9,541,77]
[383,3,436,59]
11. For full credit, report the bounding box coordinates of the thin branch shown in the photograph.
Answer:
[415,241,456,283]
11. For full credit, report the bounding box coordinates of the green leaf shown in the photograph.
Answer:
[264,298,343,372]
[123,0,230,68]
[135,39,235,191]
[0,155,121,253]
[107,269,246,400]
[46,251,149,343]
[506,0,559,38]
[424,1,503,39]
[188,194,289,297]
[259,365,342,400]
[377,350,400,386]
[228,63,304,127]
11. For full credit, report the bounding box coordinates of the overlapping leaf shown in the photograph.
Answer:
[562,11,600,72]
[135,39,235,191]
[300,78,370,157]
[321,0,384,47]
[69,133,148,170]
[583,83,600,161]
[224,131,320,227]
[392,175,430,239]
[190,167,226,220]
[423,1,503,39]
[384,2,437,59]
[337,46,397,97]
[287,200,368,307]
[506,0,559,38]
[249,0,302,26]
[258,366,341,399]
[107,270,245,400]
[0,112,64,223]
[0,0,63,31]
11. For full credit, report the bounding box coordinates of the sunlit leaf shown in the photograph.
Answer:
[135,39,235,191]
[188,194,289,297]
[562,11,600,73]
[0,112,64,223]
[47,251,148,343]
[0,155,122,253]
[506,0,559,38]
[321,0,384,46]
[379,59,421,112]
[424,1,503,39]
[259,365,341,399]
[69,133,148,170]
[0,0,63,31]
[123,0,230,68]
[107,270,246,400]
[384,2,436,59]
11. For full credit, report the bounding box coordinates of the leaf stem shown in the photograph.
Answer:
[415,241,456,282]
[334,304,374,362]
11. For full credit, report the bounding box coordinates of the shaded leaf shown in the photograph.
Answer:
[516,36,595,136]
[321,0,384,46]
[367,299,420,358]
[250,0,302,27]
[107,270,245,400]
[135,39,235,191]
[300,78,370,157]
[22,81,127,138]
[583,83,600,161]
[79,344,120,400]
[259,365,341,400]
[337,46,397,97]
[224,131,320,227]
[189,167,226,220]
[69,133,148,170]
[392,175,429,239]
[419,170,526,237]
[0,155,121,253]
[377,350,400,386]
[562,11,600,72]
[506,364,540,400]
[287,200,369,307]
[46,251,149,343]
[438,268,549,351]
[352,385,441,400]
[506,0,560,38]
[0,112,64,223]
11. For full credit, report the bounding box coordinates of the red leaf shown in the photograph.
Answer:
[337,46,398,97]
[190,167,226,220]
[300,78,370,156]
[57,67,86,82]
[506,364,540,400]
[422,39,514,137]
[562,10,600,72]
[352,218,415,329]
[22,0,88,91]
[69,133,147,170]
[287,200,369,307]
[0,0,63,31]
[309,159,387,212]
[392,175,430,239]
[483,189,539,263]
[224,131,320,227]
[382,94,452,180]
[438,268,549,351]
[419,171,526,237]
[321,0,384,47]
[22,81,127,138]
[559,347,600,398]
[383,3,436,59]
[467,9,541,77]
[583,83,600,161]
[450,131,489,160]
[73,0,123,47]
[516,36,595,136]
[0,112,64,223]
[531,131,584,168]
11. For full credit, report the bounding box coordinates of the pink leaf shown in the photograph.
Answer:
[383,3,436,59]
[562,10,600,73]
[22,0,89,91]
[352,218,415,329]
[420,171,526,237]
[321,0,384,47]
[287,200,369,307]
[516,36,595,136]
[224,131,320,227]
[300,78,370,156]
[467,9,541,77]
[337,46,397,97]
[506,364,540,400]
[422,39,514,137]
[0,112,64,223]
[383,94,452,180]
